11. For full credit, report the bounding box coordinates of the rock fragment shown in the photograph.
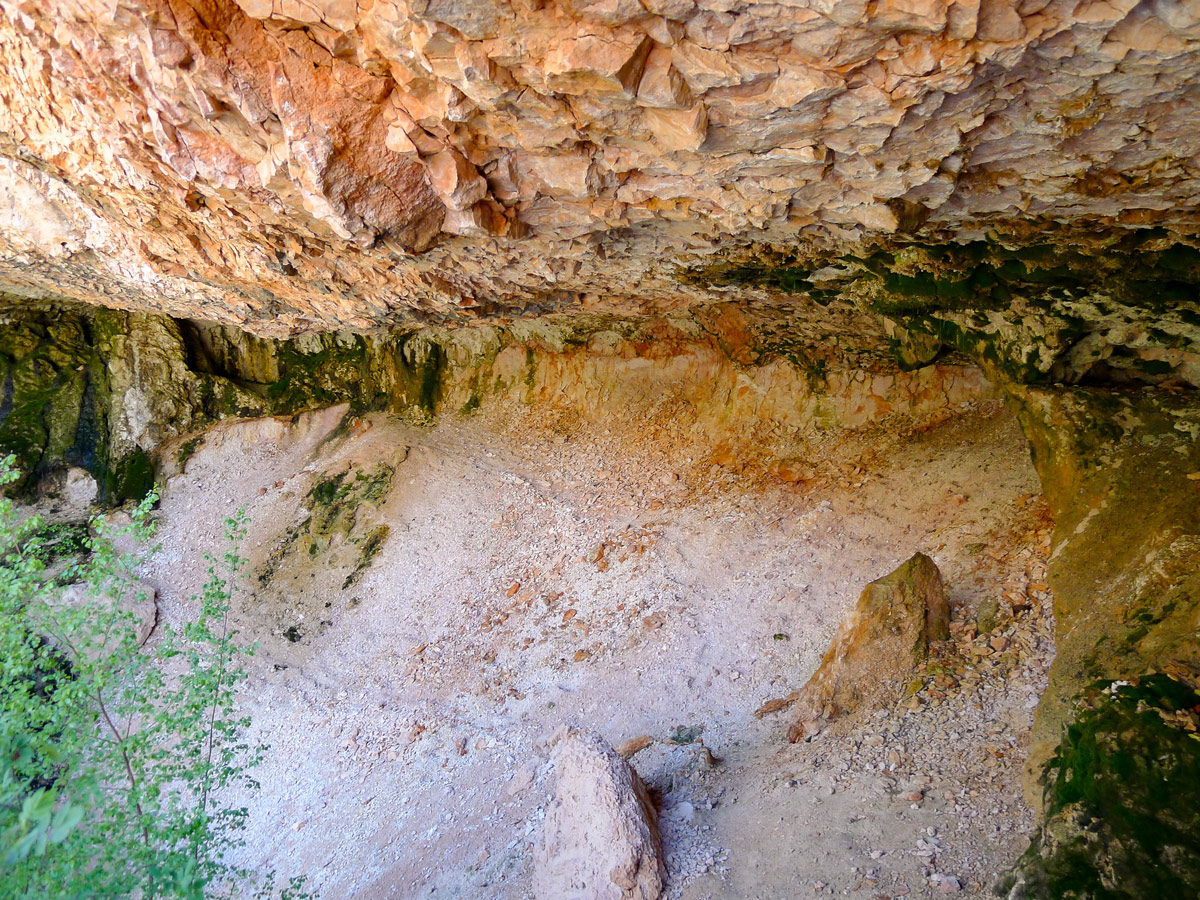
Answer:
[615,735,653,758]
[787,552,949,741]
[644,103,708,152]
[534,729,665,900]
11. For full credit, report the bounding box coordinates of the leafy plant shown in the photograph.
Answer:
[0,455,305,898]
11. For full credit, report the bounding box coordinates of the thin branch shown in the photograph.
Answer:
[93,687,151,849]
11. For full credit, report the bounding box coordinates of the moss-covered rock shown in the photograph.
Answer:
[692,231,1200,388]
[999,674,1200,900]
[258,462,398,589]
[0,303,272,502]
[105,449,157,505]
[994,385,1200,898]
[0,308,106,493]
[1004,386,1200,777]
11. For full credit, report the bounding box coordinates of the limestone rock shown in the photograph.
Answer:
[977,0,1025,42]
[35,467,100,508]
[787,553,949,741]
[0,0,1197,338]
[1004,385,1200,803]
[868,0,948,35]
[56,580,159,648]
[425,150,488,211]
[636,48,693,109]
[644,104,708,152]
[534,730,665,900]
[411,0,512,40]
[63,469,99,507]
[543,33,653,97]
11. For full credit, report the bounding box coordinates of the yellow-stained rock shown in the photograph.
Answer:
[787,553,950,741]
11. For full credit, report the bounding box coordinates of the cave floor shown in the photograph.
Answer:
[135,397,1053,899]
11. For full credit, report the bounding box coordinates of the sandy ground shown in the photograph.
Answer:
[133,396,1052,900]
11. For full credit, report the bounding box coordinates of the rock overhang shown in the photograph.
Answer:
[0,0,1197,347]
[2,4,1200,892]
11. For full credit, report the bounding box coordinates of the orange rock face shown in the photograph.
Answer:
[0,0,1198,333]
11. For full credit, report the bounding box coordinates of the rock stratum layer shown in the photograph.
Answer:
[0,299,991,497]
[1,0,1200,338]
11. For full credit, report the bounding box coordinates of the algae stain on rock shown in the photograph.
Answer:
[258,460,401,590]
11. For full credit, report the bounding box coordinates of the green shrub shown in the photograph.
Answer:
[0,455,307,899]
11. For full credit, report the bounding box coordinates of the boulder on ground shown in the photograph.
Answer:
[57,580,159,648]
[534,729,665,900]
[787,552,949,741]
[63,468,99,506]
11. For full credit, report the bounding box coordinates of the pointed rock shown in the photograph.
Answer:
[535,730,665,900]
[787,552,949,741]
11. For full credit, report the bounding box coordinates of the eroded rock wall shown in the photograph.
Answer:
[0,304,264,498]
[1004,384,1200,776]
[994,384,1200,898]
[0,299,992,497]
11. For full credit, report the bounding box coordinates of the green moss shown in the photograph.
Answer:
[683,232,1200,385]
[305,465,393,515]
[1127,599,1177,627]
[342,524,390,590]
[390,335,445,419]
[524,346,537,392]
[259,464,395,586]
[417,342,443,415]
[176,437,202,471]
[105,449,156,505]
[1001,674,1200,899]
[0,311,121,495]
[0,398,52,486]
[265,337,380,412]
[1121,624,1151,647]
[0,364,83,489]
[309,470,350,507]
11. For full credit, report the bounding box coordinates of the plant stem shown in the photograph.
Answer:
[94,688,152,849]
